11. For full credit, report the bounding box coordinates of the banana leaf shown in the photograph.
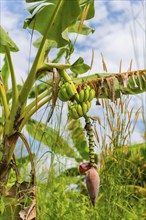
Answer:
[0,26,19,53]
[26,119,78,159]
[67,119,89,161]
[24,0,81,47]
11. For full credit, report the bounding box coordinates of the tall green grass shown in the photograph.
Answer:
[36,143,146,220]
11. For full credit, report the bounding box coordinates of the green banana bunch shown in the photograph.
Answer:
[69,85,95,119]
[75,85,95,103]
[58,82,77,102]
[69,100,92,119]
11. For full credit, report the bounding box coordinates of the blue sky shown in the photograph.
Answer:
[0,0,146,145]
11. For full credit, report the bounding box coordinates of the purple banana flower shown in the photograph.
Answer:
[79,162,100,206]
[79,162,92,173]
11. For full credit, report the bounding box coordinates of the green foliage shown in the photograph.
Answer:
[71,57,90,75]
[68,22,94,35]
[0,197,5,214]
[0,26,19,53]
[0,1,146,219]
[37,171,94,220]
[24,0,94,48]
[67,119,89,161]
[26,119,78,159]
[24,0,81,47]
[37,144,146,220]
[98,145,146,219]
[79,0,95,20]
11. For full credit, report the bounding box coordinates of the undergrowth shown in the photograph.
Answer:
[37,143,146,220]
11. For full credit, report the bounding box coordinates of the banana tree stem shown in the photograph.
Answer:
[19,0,64,106]
[0,76,10,119]
[19,96,51,130]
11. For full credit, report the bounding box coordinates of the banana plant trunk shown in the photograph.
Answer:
[0,133,19,193]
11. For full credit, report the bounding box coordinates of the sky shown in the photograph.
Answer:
[0,0,146,148]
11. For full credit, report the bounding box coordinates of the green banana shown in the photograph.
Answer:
[70,107,80,119]
[88,89,95,101]
[74,93,80,102]
[58,90,68,102]
[61,87,70,100]
[59,80,64,87]
[84,86,90,102]
[76,104,83,117]
[73,100,78,106]
[65,82,76,98]
[79,90,85,103]
[86,101,91,111]
[82,102,88,116]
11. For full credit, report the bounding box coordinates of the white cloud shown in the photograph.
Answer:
[73,1,145,72]
[0,2,19,31]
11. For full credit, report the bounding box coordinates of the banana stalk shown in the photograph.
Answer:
[85,116,95,166]
[0,75,10,119]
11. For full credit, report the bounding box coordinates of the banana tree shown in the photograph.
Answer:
[0,0,146,218]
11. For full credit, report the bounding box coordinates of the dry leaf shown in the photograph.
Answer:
[19,200,36,220]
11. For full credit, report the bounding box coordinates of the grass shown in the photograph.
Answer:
[36,143,146,220]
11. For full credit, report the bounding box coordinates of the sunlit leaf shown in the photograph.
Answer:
[24,0,81,47]
[0,26,19,53]
[71,57,90,74]
[26,2,43,14]
[68,22,94,35]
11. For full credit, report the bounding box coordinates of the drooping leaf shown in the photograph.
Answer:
[71,57,90,74]
[0,26,19,53]
[73,69,146,99]
[68,22,94,35]
[26,2,43,14]
[26,119,77,159]
[24,1,81,47]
